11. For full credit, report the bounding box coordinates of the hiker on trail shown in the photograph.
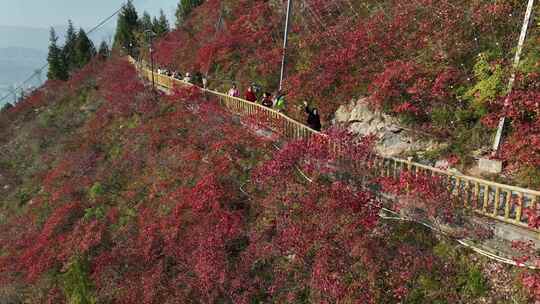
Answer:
[273,90,286,112]
[183,72,192,83]
[262,92,273,108]
[304,101,321,131]
[202,76,208,89]
[251,83,261,94]
[245,86,257,103]
[228,84,240,97]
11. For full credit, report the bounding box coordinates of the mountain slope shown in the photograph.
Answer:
[0,56,537,303]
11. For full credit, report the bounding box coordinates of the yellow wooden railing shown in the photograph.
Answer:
[130,57,540,234]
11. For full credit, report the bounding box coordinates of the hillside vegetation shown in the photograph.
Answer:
[0,54,537,303]
[145,0,540,187]
[1,0,540,302]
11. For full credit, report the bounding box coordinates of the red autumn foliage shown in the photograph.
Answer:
[0,4,526,303]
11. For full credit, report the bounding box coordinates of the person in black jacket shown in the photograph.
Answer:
[304,101,321,131]
[262,92,273,108]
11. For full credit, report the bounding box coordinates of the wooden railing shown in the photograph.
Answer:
[130,57,540,234]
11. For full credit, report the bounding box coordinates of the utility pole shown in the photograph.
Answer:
[279,0,292,91]
[144,30,157,92]
[492,0,535,154]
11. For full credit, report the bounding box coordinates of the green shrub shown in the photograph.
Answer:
[515,165,540,188]
[458,266,487,298]
[430,106,454,129]
[83,206,106,221]
[16,184,38,206]
[62,256,96,304]
[463,52,506,116]
[88,182,104,202]
[447,122,491,166]
[518,38,540,75]
[399,112,425,126]
[115,206,137,228]
[107,144,122,160]
[406,275,447,304]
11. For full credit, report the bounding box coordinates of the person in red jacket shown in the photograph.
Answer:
[245,85,257,103]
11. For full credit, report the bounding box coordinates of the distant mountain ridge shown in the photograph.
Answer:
[0,46,47,105]
[0,25,115,50]
[0,25,114,106]
[0,46,48,59]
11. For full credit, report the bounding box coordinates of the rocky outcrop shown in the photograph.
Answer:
[334,98,444,157]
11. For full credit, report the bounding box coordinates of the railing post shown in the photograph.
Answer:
[454,177,461,196]
[464,181,470,207]
[515,192,524,223]
[504,191,512,220]
[473,182,480,209]
[482,185,490,213]
[492,186,500,216]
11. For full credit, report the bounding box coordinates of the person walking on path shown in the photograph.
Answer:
[228,84,240,97]
[304,101,321,131]
[273,90,286,112]
[173,71,182,80]
[183,72,192,83]
[262,92,273,108]
[245,86,257,102]
[202,76,208,89]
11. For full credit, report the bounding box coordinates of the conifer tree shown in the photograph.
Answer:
[0,102,13,113]
[113,0,139,54]
[63,20,78,70]
[153,9,170,37]
[47,28,68,81]
[98,41,110,59]
[140,11,153,32]
[75,29,96,68]
[175,0,202,28]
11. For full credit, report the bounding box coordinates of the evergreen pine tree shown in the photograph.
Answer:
[63,20,78,70]
[75,29,96,68]
[153,9,169,37]
[175,0,202,28]
[1,102,13,113]
[98,41,110,59]
[140,11,153,32]
[113,0,140,54]
[47,28,68,81]
[152,16,160,36]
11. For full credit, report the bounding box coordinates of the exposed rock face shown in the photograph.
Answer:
[334,98,443,157]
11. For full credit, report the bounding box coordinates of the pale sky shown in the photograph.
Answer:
[0,0,178,29]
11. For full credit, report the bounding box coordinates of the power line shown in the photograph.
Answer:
[0,5,124,105]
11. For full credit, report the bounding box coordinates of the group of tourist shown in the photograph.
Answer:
[156,68,208,89]
[154,65,321,131]
[227,84,284,111]
[227,83,321,131]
